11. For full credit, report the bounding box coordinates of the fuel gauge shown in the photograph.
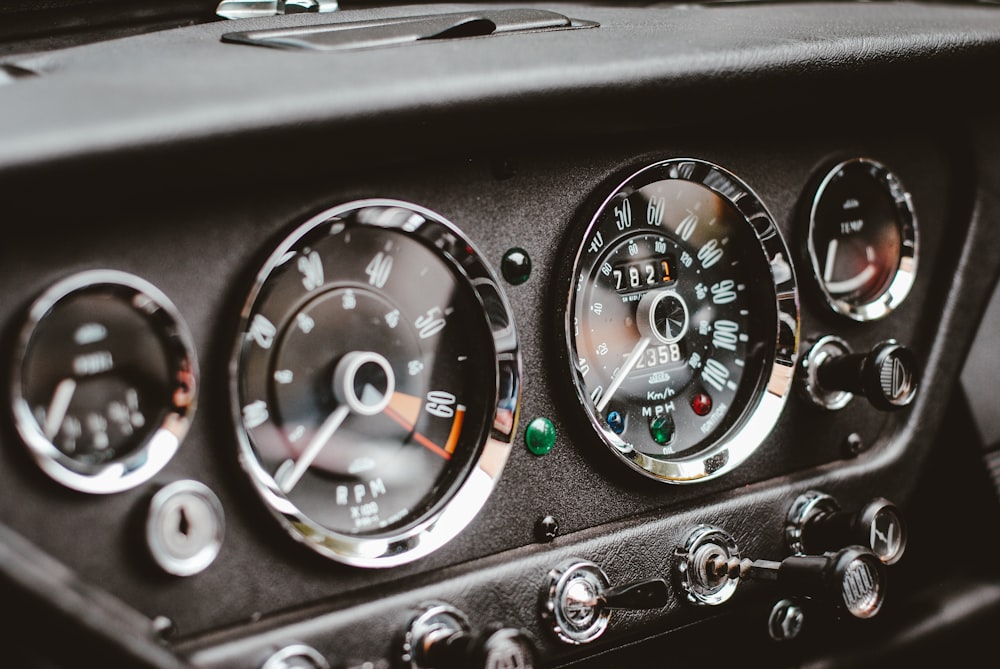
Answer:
[807,158,918,321]
[11,270,197,494]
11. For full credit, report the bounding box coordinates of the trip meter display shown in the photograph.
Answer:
[567,159,799,482]
[232,199,520,567]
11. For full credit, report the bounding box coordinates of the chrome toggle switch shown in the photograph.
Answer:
[541,559,670,644]
[677,525,886,619]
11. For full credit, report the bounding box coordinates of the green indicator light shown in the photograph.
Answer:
[649,415,675,445]
[525,417,556,455]
[501,247,532,286]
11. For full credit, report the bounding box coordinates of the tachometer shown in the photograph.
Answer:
[567,159,798,482]
[232,199,520,567]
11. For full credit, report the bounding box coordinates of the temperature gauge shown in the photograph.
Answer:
[11,270,197,493]
[807,158,918,321]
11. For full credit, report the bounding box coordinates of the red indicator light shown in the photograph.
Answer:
[691,392,713,417]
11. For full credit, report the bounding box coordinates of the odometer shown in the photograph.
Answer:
[567,159,799,482]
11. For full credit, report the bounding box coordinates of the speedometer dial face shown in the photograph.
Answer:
[233,200,520,567]
[568,159,799,482]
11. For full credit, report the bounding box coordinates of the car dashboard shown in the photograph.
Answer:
[3,1,1000,667]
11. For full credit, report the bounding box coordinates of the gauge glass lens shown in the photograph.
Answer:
[568,159,798,482]
[11,270,197,494]
[233,200,519,567]
[808,158,918,320]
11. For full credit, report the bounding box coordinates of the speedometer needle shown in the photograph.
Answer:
[596,336,649,414]
[276,404,351,494]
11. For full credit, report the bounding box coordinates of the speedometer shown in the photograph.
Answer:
[567,159,798,482]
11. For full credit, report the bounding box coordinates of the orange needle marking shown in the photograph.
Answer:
[384,391,452,460]
[445,406,465,455]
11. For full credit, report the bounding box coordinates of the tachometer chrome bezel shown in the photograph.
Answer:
[231,199,521,568]
[565,159,799,483]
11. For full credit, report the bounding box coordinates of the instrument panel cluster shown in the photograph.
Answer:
[0,132,949,666]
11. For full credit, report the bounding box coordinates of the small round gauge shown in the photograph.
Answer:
[233,199,520,568]
[807,158,918,321]
[11,270,198,494]
[567,159,799,482]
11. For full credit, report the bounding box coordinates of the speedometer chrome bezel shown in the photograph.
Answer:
[565,158,799,483]
[231,199,521,568]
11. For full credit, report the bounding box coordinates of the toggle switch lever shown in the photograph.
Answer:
[677,525,886,619]
[599,578,671,610]
[705,546,886,619]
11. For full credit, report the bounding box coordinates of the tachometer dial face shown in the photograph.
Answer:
[567,159,799,482]
[807,158,918,321]
[233,199,520,567]
[11,270,197,494]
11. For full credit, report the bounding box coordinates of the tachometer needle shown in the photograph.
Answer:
[276,404,351,494]
[44,377,77,440]
[276,350,395,494]
[596,336,650,414]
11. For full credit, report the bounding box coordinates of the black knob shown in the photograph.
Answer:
[803,497,907,565]
[422,625,536,669]
[816,339,918,411]
[788,492,908,565]
[771,547,886,619]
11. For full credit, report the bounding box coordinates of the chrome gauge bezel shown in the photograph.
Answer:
[566,158,799,483]
[806,157,918,321]
[10,270,198,494]
[231,199,521,568]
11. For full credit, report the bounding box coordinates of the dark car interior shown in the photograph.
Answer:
[4,0,1000,667]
